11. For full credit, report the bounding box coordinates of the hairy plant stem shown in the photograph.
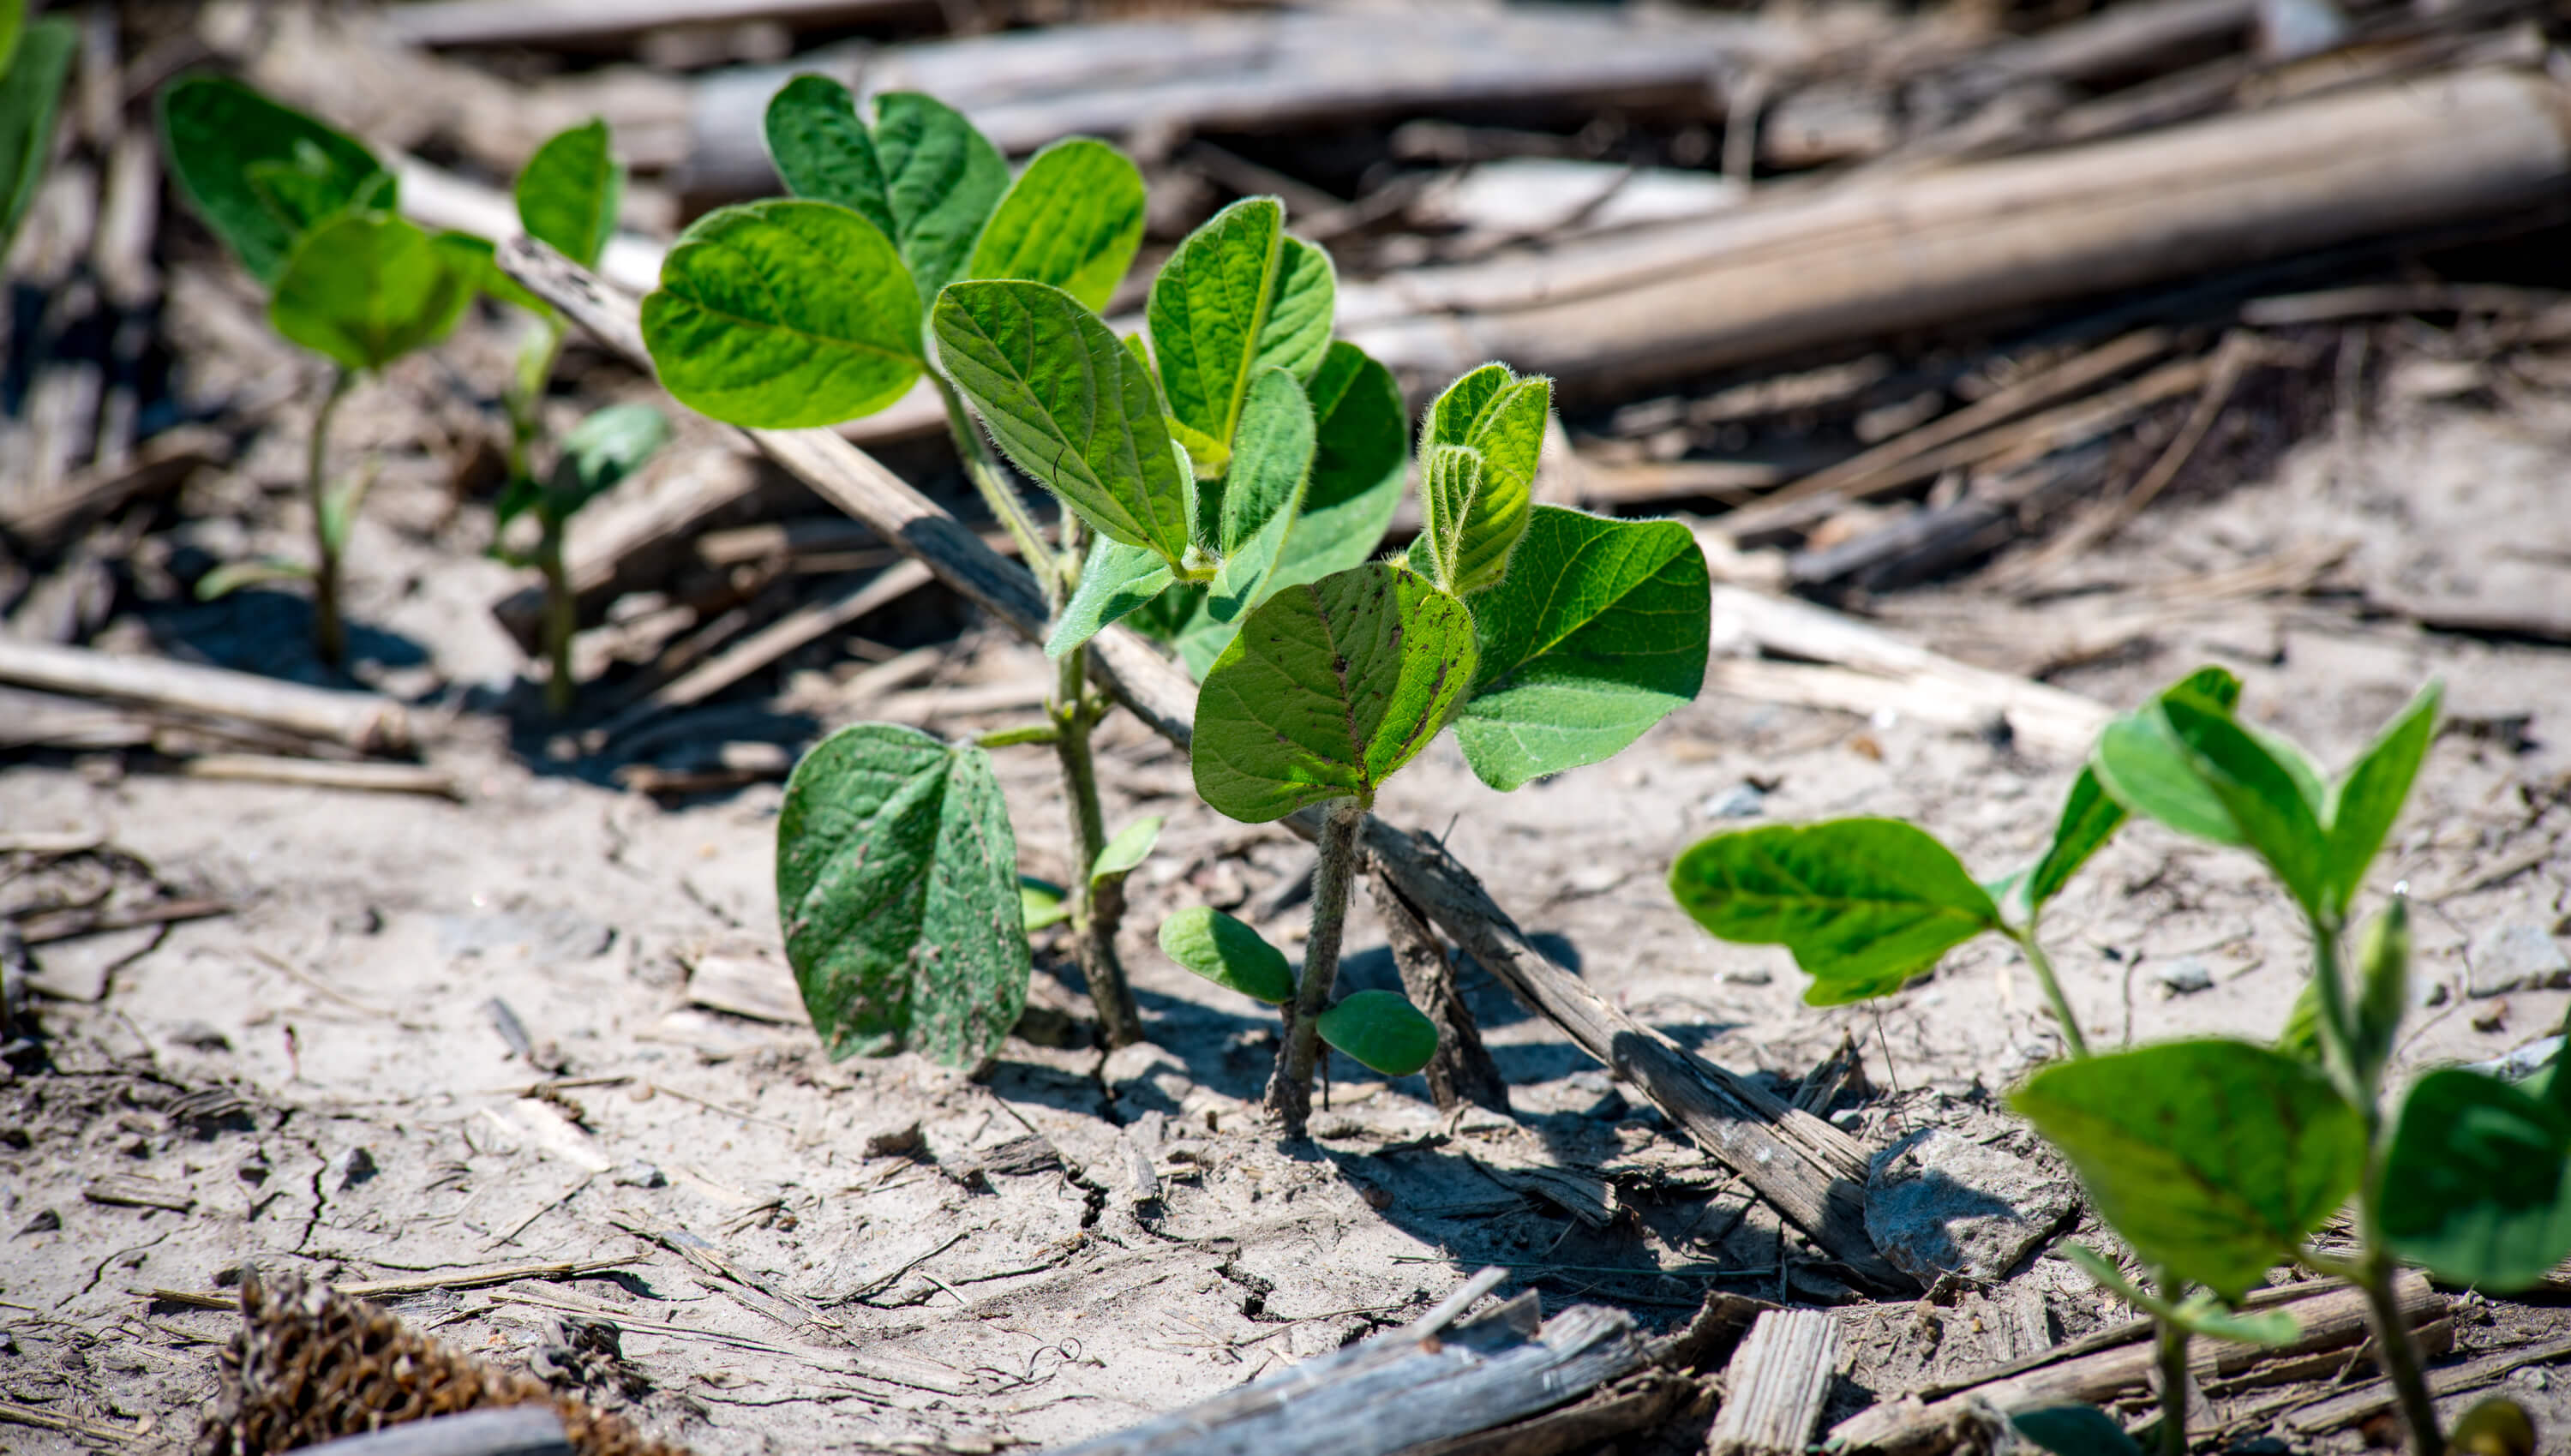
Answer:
[937,374,1058,598]
[1053,633,1142,1048]
[2304,918,2444,1456]
[2014,926,2090,1059]
[307,367,355,668]
[2155,1271,2192,1456]
[1270,796,1368,1137]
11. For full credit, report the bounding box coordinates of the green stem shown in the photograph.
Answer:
[2155,1273,2192,1456]
[976,722,1060,749]
[307,366,355,668]
[1269,796,1368,1138]
[506,315,565,487]
[2356,1245,2444,1456]
[539,514,576,716]
[936,374,1059,601]
[2015,925,2090,1059]
[1054,641,1142,1048]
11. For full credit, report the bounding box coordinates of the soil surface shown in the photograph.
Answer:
[6,357,2571,1453]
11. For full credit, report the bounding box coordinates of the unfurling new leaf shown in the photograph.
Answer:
[764,79,1007,308]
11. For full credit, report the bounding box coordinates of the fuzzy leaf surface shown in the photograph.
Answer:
[1191,563,1475,823]
[1421,365,1546,593]
[933,279,1191,560]
[1048,537,1176,658]
[1452,506,1709,791]
[1318,991,1438,1076]
[776,723,1029,1066]
[2381,1068,2571,1290]
[268,212,474,372]
[1669,818,1999,1004]
[1148,198,1333,456]
[967,137,1146,313]
[644,200,925,429]
[1270,341,1405,591]
[159,75,387,285]
[517,117,622,271]
[764,81,1006,307]
[2011,1040,2365,1299]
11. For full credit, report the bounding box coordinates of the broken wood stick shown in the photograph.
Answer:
[1369,871,1511,1116]
[386,0,925,51]
[175,754,463,800]
[1048,1278,1649,1456]
[146,1256,644,1311]
[1340,69,2571,398]
[498,236,1910,1290]
[0,639,412,755]
[0,424,231,554]
[1829,1274,2447,1455]
[1708,1309,1841,1456]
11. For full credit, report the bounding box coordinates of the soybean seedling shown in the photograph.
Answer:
[487,119,653,714]
[0,0,75,262]
[1671,668,2568,1456]
[159,76,494,668]
[1148,363,1715,1136]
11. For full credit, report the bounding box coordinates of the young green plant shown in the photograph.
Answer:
[0,0,75,263]
[159,76,493,667]
[490,403,668,712]
[1156,363,1714,1135]
[1669,668,2568,1456]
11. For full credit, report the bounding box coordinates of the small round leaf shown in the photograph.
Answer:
[1157,907,1291,1004]
[1315,990,1437,1077]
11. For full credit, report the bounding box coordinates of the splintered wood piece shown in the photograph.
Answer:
[1707,1309,1841,1456]
[497,237,1913,1291]
[0,639,411,754]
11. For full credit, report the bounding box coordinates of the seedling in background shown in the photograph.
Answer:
[1671,668,2566,1456]
[490,403,668,713]
[0,0,75,261]
[159,76,500,668]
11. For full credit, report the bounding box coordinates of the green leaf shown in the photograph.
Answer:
[776,722,1030,1066]
[1668,818,2001,1005]
[1092,816,1164,884]
[764,81,1008,309]
[245,153,393,239]
[1420,365,1547,594]
[158,75,387,285]
[195,557,312,600]
[516,117,623,271]
[1207,368,1315,623]
[932,279,1191,561]
[2158,695,2332,917]
[1048,537,1176,659]
[430,230,549,315]
[2011,1040,2366,1299]
[2349,893,2410,1082]
[0,10,69,261]
[2054,668,2241,902]
[2322,680,2441,913]
[1271,341,1405,592]
[967,137,1147,315]
[1417,444,1482,596]
[544,403,668,518]
[268,212,474,372]
[1191,563,1477,823]
[2060,1244,2300,1346]
[2011,1406,2147,1456]
[1450,506,1711,792]
[1148,198,1336,456]
[2449,1399,2538,1456]
[1157,906,1292,1004]
[1317,990,1438,1077]
[2380,1068,2571,1290]
[643,199,925,429]
[0,0,21,76]
[1021,875,1070,932]
[2091,691,2247,847]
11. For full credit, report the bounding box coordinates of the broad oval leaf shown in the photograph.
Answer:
[2159,695,2330,917]
[1451,506,1711,792]
[1207,367,1315,624]
[776,722,1031,1066]
[516,117,623,272]
[1148,197,1335,455]
[933,279,1191,561]
[765,81,1007,308]
[0,10,71,260]
[2010,1039,2365,1299]
[1192,563,1477,823]
[1271,341,1406,592]
[643,199,926,429]
[159,74,387,285]
[968,137,1147,314]
[1047,537,1175,659]
[2380,1067,2571,1291]
[2090,686,2247,847]
[268,212,474,373]
[1421,364,1546,594]
[1669,818,2001,1005]
[1317,990,1438,1077]
[2023,668,2241,914]
[2322,680,2441,914]
[1157,906,1292,1004]
[1091,816,1164,884]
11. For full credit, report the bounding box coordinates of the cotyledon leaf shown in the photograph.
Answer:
[644,200,926,429]
[764,79,1007,307]
[1191,563,1477,823]
[776,722,1030,1067]
[1451,506,1710,791]
[932,279,1192,563]
[967,137,1147,315]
